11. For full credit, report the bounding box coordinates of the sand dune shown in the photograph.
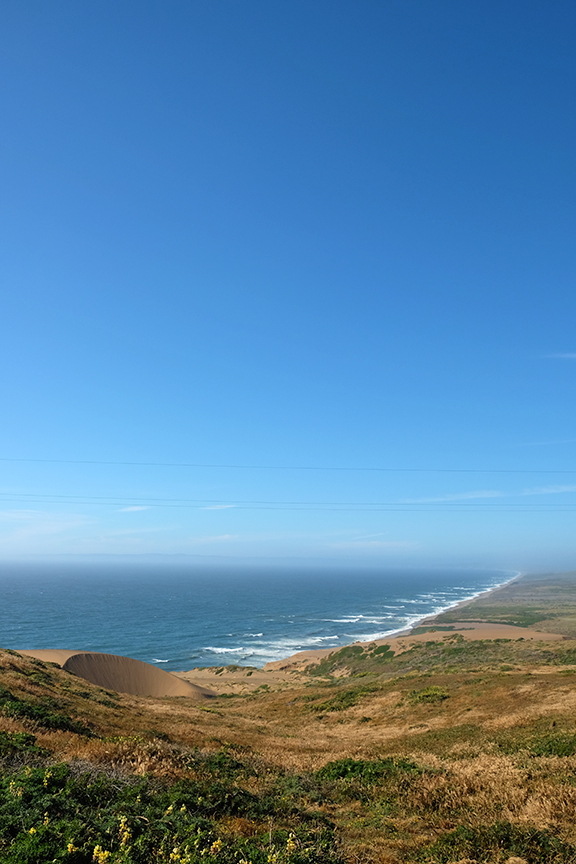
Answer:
[18,649,215,699]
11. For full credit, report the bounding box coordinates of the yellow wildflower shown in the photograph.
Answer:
[9,781,23,797]
[210,839,223,855]
[119,815,131,845]
[29,827,36,834]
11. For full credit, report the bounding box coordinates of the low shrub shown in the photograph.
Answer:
[0,690,92,736]
[316,757,422,783]
[0,731,46,759]
[418,821,576,863]
[0,760,342,864]
[409,686,449,704]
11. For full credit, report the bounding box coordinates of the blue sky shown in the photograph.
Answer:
[1,0,575,567]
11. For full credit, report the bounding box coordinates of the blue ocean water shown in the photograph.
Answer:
[0,561,515,671]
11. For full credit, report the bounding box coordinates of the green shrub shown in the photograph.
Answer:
[370,644,394,661]
[0,760,342,864]
[195,748,248,779]
[409,686,449,704]
[0,731,46,759]
[528,733,576,757]
[419,821,576,863]
[309,684,377,713]
[0,692,92,736]
[316,757,422,782]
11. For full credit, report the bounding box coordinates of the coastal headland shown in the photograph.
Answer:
[4,569,576,862]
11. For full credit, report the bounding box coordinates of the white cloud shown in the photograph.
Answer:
[520,484,576,497]
[118,506,150,512]
[546,353,576,359]
[202,504,237,510]
[348,531,390,541]
[184,534,239,545]
[520,437,576,446]
[402,485,576,505]
[0,509,39,522]
[0,509,92,550]
[404,490,503,503]
[330,538,417,549]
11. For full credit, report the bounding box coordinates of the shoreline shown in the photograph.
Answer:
[361,569,524,642]
[7,567,522,674]
[17,570,574,697]
[183,569,524,671]
[176,570,547,691]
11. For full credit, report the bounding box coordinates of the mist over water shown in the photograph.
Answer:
[0,562,513,670]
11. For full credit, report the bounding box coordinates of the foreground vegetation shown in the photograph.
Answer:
[3,572,576,863]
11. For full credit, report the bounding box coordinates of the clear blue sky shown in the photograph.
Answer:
[1,0,575,568]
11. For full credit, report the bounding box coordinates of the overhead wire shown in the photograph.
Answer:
[0,493,575,512]
[1,457,576,474]
[2,457,576,511]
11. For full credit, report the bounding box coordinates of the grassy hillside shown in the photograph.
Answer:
[3,596,576,864]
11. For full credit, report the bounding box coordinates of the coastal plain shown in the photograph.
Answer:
[3,571,576,862]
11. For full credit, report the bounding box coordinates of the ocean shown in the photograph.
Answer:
[0,561,515,671]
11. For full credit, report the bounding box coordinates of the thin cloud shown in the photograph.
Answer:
[118,506,150,512]
[349,531,390,541]
[185,534,239,545]
[405,485,576,505]
[546,353,576,359]
[330,539,416,549]
[520,438,576,446]
[0,509,40,521]
[202,504,237,510]
[404,490,503,504]
[520,484,576,496]
[0,509,91,542]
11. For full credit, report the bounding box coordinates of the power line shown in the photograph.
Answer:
[0,494,575,513]
[1,457,576,474]
[2,492,576,507]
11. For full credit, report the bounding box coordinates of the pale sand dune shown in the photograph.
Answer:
[19,649,81,666]
[18,650,215,699]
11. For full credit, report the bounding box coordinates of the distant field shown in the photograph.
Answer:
[431,570,576,635]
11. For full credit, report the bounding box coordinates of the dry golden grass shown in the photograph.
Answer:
[4,639,576,862]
